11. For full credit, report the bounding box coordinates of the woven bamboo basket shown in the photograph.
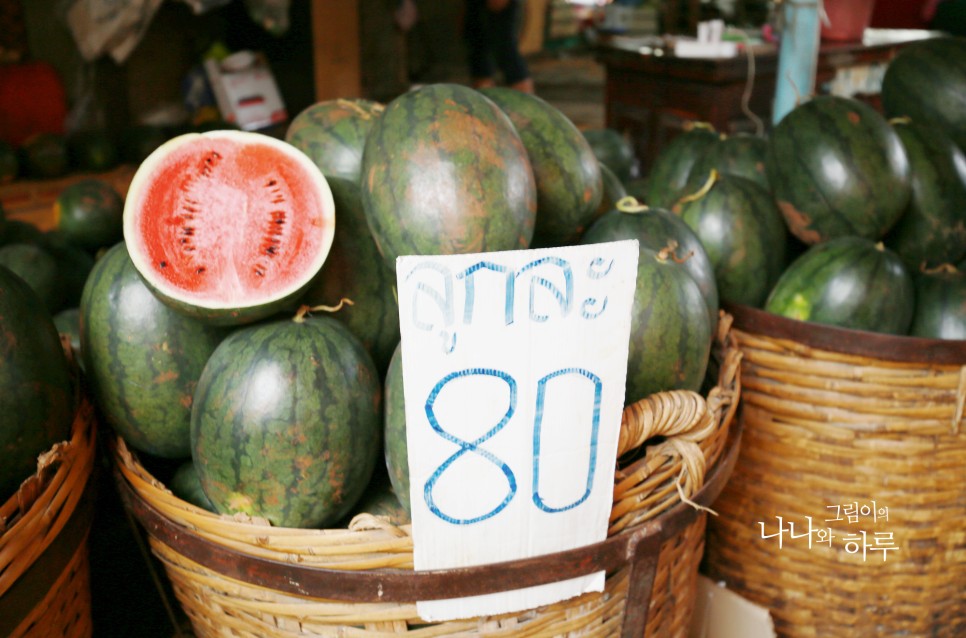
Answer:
[112,314,742,638]
[704,303,966,637]
[0,396,98,638]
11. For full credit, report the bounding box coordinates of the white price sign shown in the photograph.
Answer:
[396,240,639,621]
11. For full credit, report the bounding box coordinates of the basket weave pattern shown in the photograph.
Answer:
[114,316,741,637]
[0,399,97,638]
[705,324,966,637]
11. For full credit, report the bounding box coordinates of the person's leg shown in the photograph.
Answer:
[465,0,496,88]
[487,0,533,92]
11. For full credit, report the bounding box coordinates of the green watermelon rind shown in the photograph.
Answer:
[360,83,537,271]
[481,87,603,248]
[764,236,915,335]
[79,242,228,459]
[191,314,382,529]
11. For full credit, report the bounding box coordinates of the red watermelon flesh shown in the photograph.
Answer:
[124,131,335,324]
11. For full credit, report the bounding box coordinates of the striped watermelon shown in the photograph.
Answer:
[767,95,911,244]
[765,236,914,334]
[191,310,382,528]
[481,87,603,247]
[361,84,536,270]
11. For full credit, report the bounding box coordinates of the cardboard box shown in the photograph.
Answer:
[689,576,777,638]
[204,51,287,131]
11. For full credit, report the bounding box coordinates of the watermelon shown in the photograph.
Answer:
[688,132,770,191]
[644,122,718,209]
[481,87,603,247]
[0,242,63,313]
[54,178,125,253]
[68,129,119,173]
[0,264,74,501]
[581,196,719,330]
[764,236,914,335]
[581,128,636,182]
[383,341,409,514]
[0,220,46,247]
[343,469,410,526]
[360,83,536,270]
[767,95,911,244]
[674,171,788,308]
[20,132,69,179]
[191,310,382,528]
[595,162,627,221]
[909,265,966,340]
[80,242,228,458]
[43,231,95,309]
[881,36,966,156]
[296,179,400,374]
[624,245,712,402]
[884,119,966,269]
[169,460,216,511]
[285,98,384,185]
[123,130,336,325]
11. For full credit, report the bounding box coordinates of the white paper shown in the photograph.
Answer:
[396,240,639,621]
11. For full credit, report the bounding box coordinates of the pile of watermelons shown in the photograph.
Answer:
[2,36,963,528]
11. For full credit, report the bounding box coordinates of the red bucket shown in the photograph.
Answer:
[821,0,876,41]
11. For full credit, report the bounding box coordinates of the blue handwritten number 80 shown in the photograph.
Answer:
[423,367,601,525]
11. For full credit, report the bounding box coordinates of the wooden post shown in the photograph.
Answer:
[311,0,362,101]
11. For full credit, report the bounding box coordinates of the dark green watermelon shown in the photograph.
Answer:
[581,128,636,182]
[80,242,228,458]
[644,122,718,209]
[767,95,911,244]
[0,220,47,247]
[688,132,769,191]
[191,312,382,528]
[54,178,124,253]
[881,36,966,156]
[383,341,409,515]
[581,197,719,330]
[593,162,627,223]
[0,242,63,313]
[674,172,787,308]
[20,132,69,179]
[297,180,400,375]
[909,265,966,340]
[120,124,169,165]
[286,98,384,185]
[169,460,216,511]
[43,231,96,309]
[0,264,74,501]
[68,129,119,173]
[765,236,914,334]
[360,84,537,270]
[624,246,712,402]
[481,87,603,247]
[884,119,966,269]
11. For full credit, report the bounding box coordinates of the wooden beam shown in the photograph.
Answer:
[311,0,361,101]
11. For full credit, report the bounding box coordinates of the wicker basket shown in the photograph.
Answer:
[0,398,98,638]
[704,303,966,637]
[112,314,742,637]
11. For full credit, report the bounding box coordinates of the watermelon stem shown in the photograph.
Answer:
[656,239,694,265]
[676,169,718,207]
[294,298,354,323]
[684,121,716,134]
[615,196,650,214]
[921,262,959,275]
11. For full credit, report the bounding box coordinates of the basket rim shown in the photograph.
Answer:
[114,417,742,605]
[725,302,966,364]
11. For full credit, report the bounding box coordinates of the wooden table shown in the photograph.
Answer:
[595,29,941,175]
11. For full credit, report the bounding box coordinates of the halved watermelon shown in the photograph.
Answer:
[123,130,336,325]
